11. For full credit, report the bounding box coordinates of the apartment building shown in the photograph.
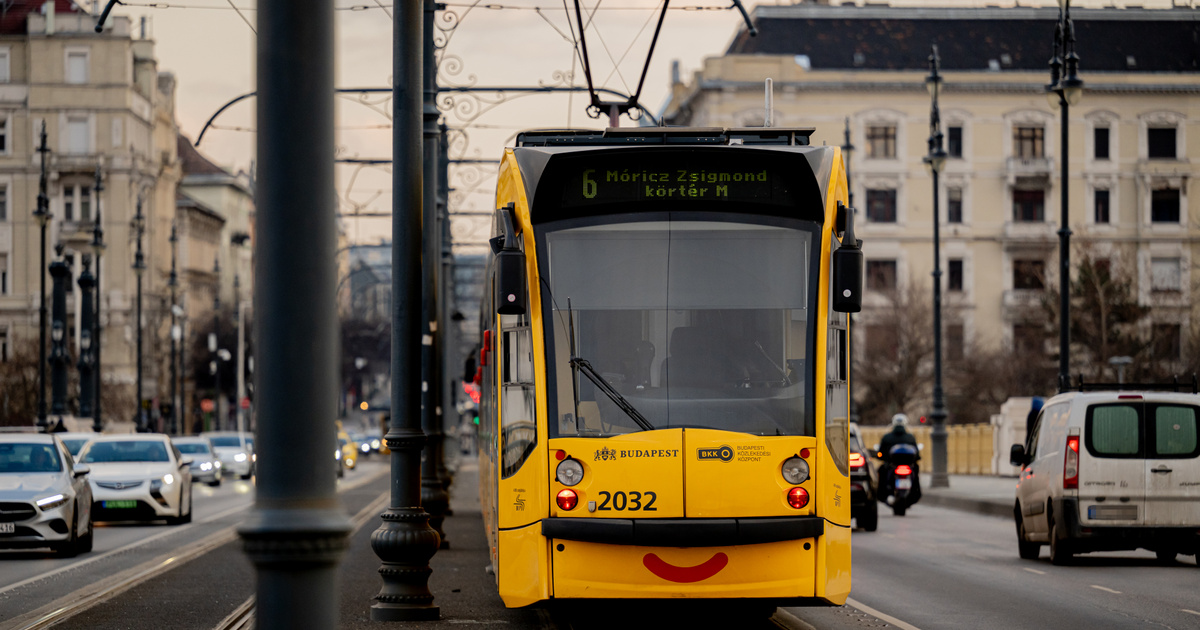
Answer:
[662,4,1199,376]
[0,1,181,425]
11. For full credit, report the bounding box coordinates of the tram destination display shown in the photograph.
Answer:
[556,153,799,208]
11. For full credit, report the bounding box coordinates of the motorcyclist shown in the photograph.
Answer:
[876,413,921,505]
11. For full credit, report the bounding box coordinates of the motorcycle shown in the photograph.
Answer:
[879,443,921,516]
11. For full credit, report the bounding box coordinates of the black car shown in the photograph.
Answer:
[848,423,878,531]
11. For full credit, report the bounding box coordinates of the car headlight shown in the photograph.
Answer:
[361,443,370,453]
[163,474,175,485]
[335,449,342,460]
[215,461,222,469]
[781,456,810,485]
[200,462,213,471]
[36,493,68,510]
[234,453,248,463]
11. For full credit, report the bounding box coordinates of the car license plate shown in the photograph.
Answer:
[896,478,912,490]
[0,522,14,534]
[102,500,137,509]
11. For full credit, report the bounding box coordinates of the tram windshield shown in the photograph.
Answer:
[542,218,815,437]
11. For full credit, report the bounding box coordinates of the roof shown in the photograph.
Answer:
[177,134,231,177]
[0,0,83,35]
[176,191,226,223]
[730,5,1200,73]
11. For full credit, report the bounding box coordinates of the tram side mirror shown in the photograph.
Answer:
[832,202,863,313]
[493,203,527,315]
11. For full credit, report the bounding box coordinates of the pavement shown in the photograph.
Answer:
[324,459,1018,629]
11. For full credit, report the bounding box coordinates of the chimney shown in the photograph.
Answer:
[43,1,56,35]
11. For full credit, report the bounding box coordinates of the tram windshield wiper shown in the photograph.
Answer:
[570,356,656,432]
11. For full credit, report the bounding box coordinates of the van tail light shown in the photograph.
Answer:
[894,464,913,476]
[849,452,865,469]
[1063,435,1080,490]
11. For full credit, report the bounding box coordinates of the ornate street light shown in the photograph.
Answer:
[1047,0,1082,391]
[34,122,52,432]
[132,195,147,431]
[77,257,96,420]
[923,44,950,489]
[90,165,107,433]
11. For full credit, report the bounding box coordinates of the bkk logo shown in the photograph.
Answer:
[696,445,734,462]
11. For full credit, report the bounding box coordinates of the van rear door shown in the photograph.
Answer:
[1079,402,1144,527]
[1143,402,1200,526]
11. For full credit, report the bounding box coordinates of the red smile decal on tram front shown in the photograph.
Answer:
[642,552,729,583]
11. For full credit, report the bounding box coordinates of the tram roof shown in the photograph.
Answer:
[516,127,816,147]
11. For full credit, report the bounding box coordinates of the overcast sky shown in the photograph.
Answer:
[124,0,758,246]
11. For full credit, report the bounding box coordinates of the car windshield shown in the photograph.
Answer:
[208,436,249,448]
[0,443,63,473]
[176,443,212,455]
[83,440,170,463]
[541,218,815,437]
[61,438,90,456]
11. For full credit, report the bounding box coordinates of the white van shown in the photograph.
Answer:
[1010,387,1200,565]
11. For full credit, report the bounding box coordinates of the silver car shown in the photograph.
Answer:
[173,437,222,487]
[0,433,94,556]
[200,431,254,480]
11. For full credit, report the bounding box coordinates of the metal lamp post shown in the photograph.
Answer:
[34,123,52,432]
[132,196,147,431]
[924,45,950,489]
[168,224,179,434]
[91,166,107,433]
[1048,0,1082,391]
[77,257,96,420]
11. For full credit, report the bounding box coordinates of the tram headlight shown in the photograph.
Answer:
[556,458,584,487]
[781,456,810,485]
[556,489,579,511]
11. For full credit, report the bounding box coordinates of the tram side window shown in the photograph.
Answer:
[825,289,850,476]
[501,316,536,478]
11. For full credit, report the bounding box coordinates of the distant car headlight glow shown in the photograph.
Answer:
[200,462,213,471]
[163,474,176,485]
[36,493,68,510]
[360,443,370,453]
[234,453,248,463]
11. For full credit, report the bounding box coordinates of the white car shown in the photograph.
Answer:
[0,433,94,556]
[200,431,254,480]
[173,437,222,487]
[79,434,193,525]
[56,432,97,458]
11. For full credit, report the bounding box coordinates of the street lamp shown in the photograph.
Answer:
[168,224,179,434]
[132,195,147,431]
[90,165,107,433]
[212,255,221,431]
[78,257,96,421]
[924,44,950,489]
[34,122,52,433]
[1048,0,1082,391]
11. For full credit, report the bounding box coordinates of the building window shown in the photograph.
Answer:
[0,184,6,221]
[1094,127,1110,160]
[1013,324,1043,356]
[948,258,964,292]
[1014,126,1044,159]
[1150,257,1181,293]
[66,50,88,84]
[866,125,896,159]
[1151,188,1180,223]
[866,259,897,292]
[865,188,896,223]
[67,117,89,154]
[1013,189,1045,222]
[947,187,963,223]
[0,329,7,362]
[0,253,7,295]
[1013,259,1045,290]
[947,323,965,362]
[62,184,92,223]
[1148,127,1176,159]
[947,126,963,158]
[0,48,9,83]
[1094,189,1110,224]
[0,117,7,154]
[1152,324,1182,361]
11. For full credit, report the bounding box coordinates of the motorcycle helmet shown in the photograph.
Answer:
[891,413,909,427]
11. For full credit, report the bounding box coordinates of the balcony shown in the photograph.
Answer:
[1001,221,1056,250]
[1005,156,1052,186]
[1002,289,1046,321]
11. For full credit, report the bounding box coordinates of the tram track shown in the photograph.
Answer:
[1,468,389,630]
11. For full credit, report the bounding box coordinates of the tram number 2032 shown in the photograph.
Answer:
[596,490,658,512]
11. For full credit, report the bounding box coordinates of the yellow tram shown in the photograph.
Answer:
[477,127,863,610]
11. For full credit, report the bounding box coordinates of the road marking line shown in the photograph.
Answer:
[847,597,924,630]
[1090,585,1122,594]
[1023,568,1046,575]
[1181,610,1200,617]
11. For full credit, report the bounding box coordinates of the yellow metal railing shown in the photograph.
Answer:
[858,423,996,475]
